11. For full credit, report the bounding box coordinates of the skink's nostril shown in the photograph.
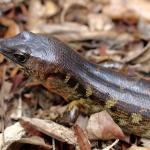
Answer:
[0,41,5,50]
[0,39,11,51]
[0,40,4,50]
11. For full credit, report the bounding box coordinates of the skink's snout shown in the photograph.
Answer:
[0,35,32,67]
[0,39,7,53]
[0,38,13,56]
[0,38,5,49]
[0,32,33,55]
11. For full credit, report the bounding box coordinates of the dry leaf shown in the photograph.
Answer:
[43,0,58,17]
[3,136,51,150]
[103,0,128,19]
[10,73,24,93]
[141,138,150,149]
[87,14,114,31]
[128,0,150,21]
[103,0,150,21]
[0,54,4,64]
[138,19,150,40]
[0,17,20,37]
[0,122,25,150]
[127,145,150,150]
[86,111,125,140]
[0,81,12,101]
[20,117,77,145]
[0,0,24,11]
[10,97,22,120]
[102,139,119,150]
[74,125,91,150]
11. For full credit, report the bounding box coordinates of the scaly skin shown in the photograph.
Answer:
[0,32,149,138]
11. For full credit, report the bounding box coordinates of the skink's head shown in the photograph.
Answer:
[0,31,55,79]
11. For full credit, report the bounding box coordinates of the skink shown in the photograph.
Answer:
[0,32,149,138]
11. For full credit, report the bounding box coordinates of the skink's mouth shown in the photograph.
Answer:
[0,39,8,53]
[0,47,13,61]
[0,45,27,73]
[0,44,18,70]
[0,47,11,54]
[0,39,29,73]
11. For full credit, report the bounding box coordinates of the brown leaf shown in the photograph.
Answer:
[86,111,125,140]
[0,54,4,64]
[10,73,24,93]
[10,67,19,78]
[127,145,150,150]
[0,17,20,37]
[20,117,77,145]
[6,136,52,150]
[87,14,114,31]
[20,120,43,137]
[74,125,91,150]
[141,138,150,149]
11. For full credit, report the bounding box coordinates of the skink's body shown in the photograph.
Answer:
[0,32,149,138]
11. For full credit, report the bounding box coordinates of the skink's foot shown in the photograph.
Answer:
[56,99,88,126]
[56,98,103,126]
[56,105,79,126]
[67,98,87,111]
[67,98,103,114]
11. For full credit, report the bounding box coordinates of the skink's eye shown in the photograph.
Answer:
[14,53,27,63]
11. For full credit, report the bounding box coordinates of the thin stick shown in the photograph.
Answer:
[102,139,119,150]
[0,66,6,145]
